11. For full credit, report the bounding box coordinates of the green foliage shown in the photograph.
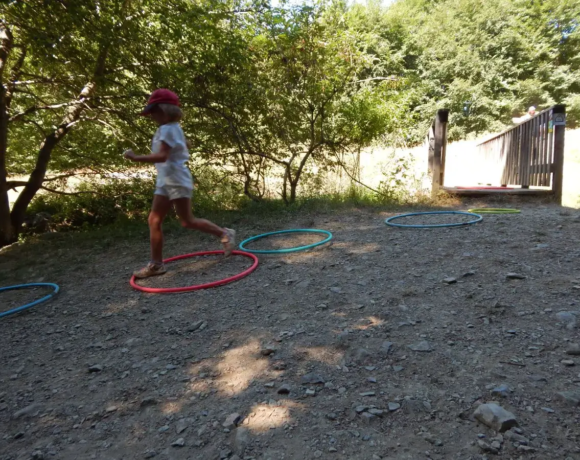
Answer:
[2,0,580,243]
[381,0,580,141]
[26,179,155,231]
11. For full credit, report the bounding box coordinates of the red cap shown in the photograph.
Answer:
[140,89,180,115]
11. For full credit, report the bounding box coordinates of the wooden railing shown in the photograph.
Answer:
[427,109,449,198]
[475,105,566,200]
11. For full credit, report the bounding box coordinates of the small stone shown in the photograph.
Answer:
[368,408,384,417]
[463,271,476,277]
[561,359,575,367]
[273,361,287,370]
[388,402,401,412]
[176,418,190,434]
[31,452,44,460]
[473,403,518,432]
[517,445,537,452]
[491,384,511,398]
[314,450,323,458]
[329,447,337,452]
[277,384,291,395]
[187,320,205,332]
[158,425,170,433]
[88,364,103,372]
[355,405,368,413]
[360,412,378,425]
[393,365,404,372]
[172,438,185,447]
[232,427,251,456]
[219,449,232,459]
[491,441,501,450]
[260,344,277,356]
[13,403,43,419]
[144,451,157,459]
[13,432,24,439]
[305,389,316,396]
[360,391,376,397]
[506,273,526,280]
[140,396,158,408]
[478,440,498,454]
[367,377,377,383]
[541,407,555,413]
[223,413,242,428]
[330,287,342,294]
[380,341,394,356]
[326,412,338,420]
[443,277,457,284]
[106,406,118,413]
[556,311,577,329]
[505,429,529,444]
[566,344,580,355]
[556,390,580,406]
[351,348,373,364]
[408,341,432,352]
[338,387,347,394]
[301,373,325,385]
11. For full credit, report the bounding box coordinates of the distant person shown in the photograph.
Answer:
[512,106,536,124]
[123,89,236,279]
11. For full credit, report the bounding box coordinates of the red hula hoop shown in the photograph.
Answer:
[130,250,259,294]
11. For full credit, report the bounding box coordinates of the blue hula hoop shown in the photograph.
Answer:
[0,283,60,318]
[239,229,333,254]
[385,211,483,228]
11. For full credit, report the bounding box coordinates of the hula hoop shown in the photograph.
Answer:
[239,229,333,254]
[468,208,520,214]
[130,250,258,294]
[385,211,483,228]
[0,283,60,319]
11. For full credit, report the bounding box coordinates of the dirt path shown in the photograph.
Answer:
[1,204,580,460]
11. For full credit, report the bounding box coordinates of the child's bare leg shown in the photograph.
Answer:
[149,194,172,263]
[173,198,236,256]
[173,198,224,237]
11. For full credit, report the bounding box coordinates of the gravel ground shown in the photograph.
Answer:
[1,202,580,460]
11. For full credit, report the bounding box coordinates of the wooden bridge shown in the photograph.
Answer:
[428,105,566,202]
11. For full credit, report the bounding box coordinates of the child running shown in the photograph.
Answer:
[124,89,236,279]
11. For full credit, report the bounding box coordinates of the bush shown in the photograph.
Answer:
[26,178,156,232]
[25,166,250,233]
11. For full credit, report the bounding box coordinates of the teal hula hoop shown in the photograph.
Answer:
[239,229,333,254]
[0,283,60,318]
[385,211,483,228]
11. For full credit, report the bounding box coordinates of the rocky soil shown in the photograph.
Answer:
[1,203,580,460]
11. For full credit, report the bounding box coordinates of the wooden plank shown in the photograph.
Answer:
[552,105,566,203]
[531,115,539,186]
[547,111,554,187]
[541,111,550,186]
[430,109,449,198]
[442,187,552,196]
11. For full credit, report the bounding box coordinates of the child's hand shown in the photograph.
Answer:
[124,149,136,160]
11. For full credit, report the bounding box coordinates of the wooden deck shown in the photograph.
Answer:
[442,186,553,196]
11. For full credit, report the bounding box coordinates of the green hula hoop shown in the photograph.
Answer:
[468,208,520,214]
[239,229,333,254]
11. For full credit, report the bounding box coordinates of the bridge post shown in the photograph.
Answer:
[552,105,566,204]
[430,109,449,198]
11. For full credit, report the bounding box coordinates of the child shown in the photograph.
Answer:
[124,89,236,279]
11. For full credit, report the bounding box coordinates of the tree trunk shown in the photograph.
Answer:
[8,46,108,243]
[0,24,15,247]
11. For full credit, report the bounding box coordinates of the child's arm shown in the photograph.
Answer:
[124,142,170,163]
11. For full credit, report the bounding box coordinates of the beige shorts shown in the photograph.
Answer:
[154,185,192,201]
